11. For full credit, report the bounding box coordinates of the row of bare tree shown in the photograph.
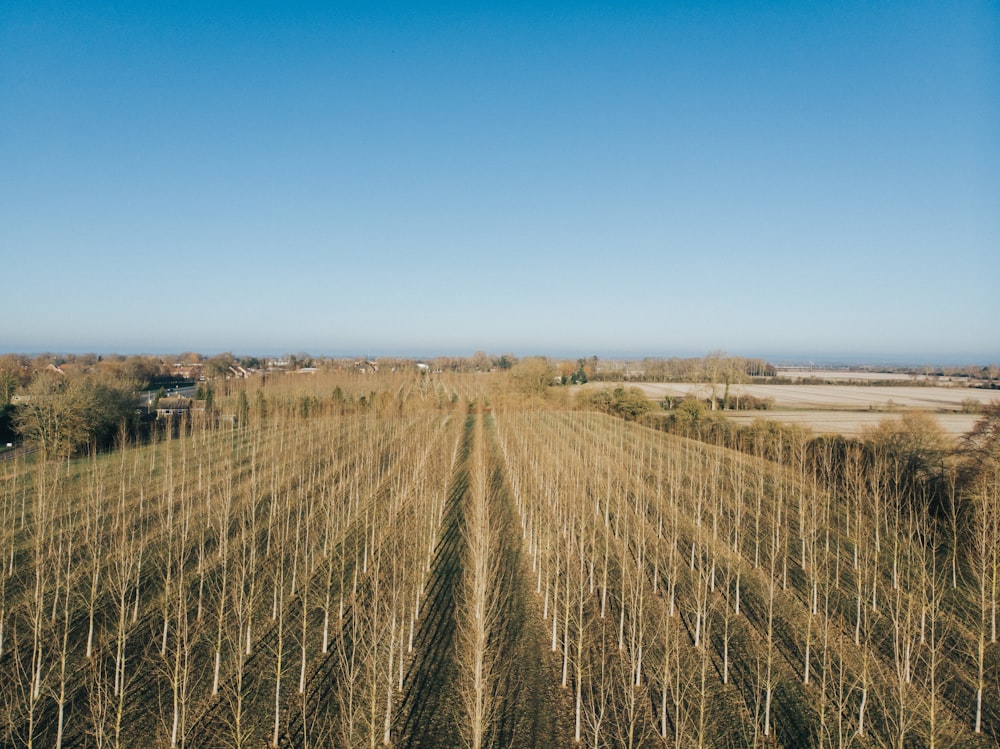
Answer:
[1,372,995,747]
[0,387,467,748]
[495,408,999,748]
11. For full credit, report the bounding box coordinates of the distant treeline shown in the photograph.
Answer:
[590,353,776,383]
[764,376,998,388]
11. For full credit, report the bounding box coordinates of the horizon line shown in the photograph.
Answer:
[2,346,997,369]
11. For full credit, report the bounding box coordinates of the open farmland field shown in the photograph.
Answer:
[608,382,997,437]
[722,411,981,437]
[628,383,996,412]
[0,373,997,748]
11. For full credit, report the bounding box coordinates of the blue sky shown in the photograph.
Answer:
[2,1,997,361]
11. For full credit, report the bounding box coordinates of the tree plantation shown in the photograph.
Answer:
[0,370,997,748]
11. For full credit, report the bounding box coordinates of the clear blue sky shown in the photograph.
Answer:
[2,1,997,361]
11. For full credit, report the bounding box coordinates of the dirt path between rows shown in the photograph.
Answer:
[395,409,572,748]
[393,414,472,749]
[483,413,574,748]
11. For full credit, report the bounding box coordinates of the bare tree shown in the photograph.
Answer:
[969,466,999,733]
[457,413,505,749]
[13,373,92,459]
[886,520,921,748]
[52,531,75,749]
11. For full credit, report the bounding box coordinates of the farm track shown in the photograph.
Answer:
[392,415,471,749]
[395,410,572,749]
[482,414,573,748]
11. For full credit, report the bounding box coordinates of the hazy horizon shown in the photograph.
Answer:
[1,343,996,369]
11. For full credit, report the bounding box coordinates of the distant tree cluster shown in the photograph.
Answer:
[554,358,593,385]
[856,363,999,384]
[589,352,775,383]
[424,352,518,373]
[579,386,653,421]
[12,371,139,458]
[1,352,170,391]
[506,357,557,396]
[659,393,774,412]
